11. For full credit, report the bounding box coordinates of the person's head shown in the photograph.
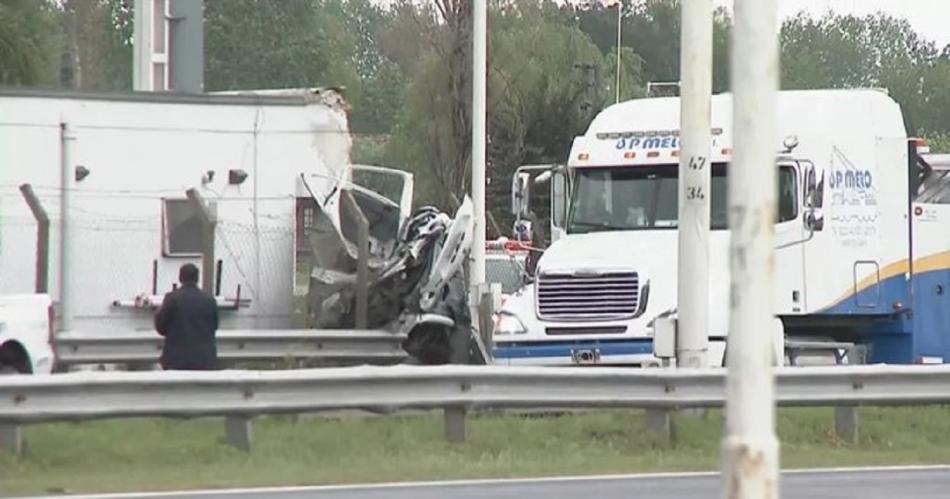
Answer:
[179,263,199,285]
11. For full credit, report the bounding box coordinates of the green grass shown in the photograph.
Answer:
[2,407,950,496]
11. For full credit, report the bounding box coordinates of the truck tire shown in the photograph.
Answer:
[403,324,452,365]
[0,342,31,374]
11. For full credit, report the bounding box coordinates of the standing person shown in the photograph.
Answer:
[154,263,219,370]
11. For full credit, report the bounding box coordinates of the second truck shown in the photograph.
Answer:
[495,88,950,367]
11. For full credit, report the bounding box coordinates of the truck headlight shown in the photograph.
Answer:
[494,312,528,335]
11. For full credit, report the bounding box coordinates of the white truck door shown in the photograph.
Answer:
[773,163,808,314]
[550,168,568,243]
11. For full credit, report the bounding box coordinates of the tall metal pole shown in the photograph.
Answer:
[59,122,76,332]
[722,0,780,497]
[615,1,622,103]
[676,0,712,368]
[470,0,487,288]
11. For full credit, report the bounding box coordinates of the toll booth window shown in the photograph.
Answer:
[777,166,798,223]
[295,197,319,254]
[162,199,203,256]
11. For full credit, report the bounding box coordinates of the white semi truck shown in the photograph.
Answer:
[496,88,950,366]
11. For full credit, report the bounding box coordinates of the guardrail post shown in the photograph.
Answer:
[444,308,473,442]
[340,191,369,328]
[834,344,866,444]
[19,184,51,294]
[186,188,217,294]
[444,406,467,443]
[834,404,858,444]
[0,424,24,457]
[645,408,672,445]
[224,415,252,451]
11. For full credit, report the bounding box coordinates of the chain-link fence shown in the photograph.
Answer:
[1,187,299,327]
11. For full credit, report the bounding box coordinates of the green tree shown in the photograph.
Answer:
[381,0,643,232]
[571,0,732,93]
[379,0,473,209]
[0,0,61,86]
[57,0,133,90]
[925,132,950,153]
[779,12,950,136]
[485,0,643,233]
[331,0,404,134]
[204,0,359,92]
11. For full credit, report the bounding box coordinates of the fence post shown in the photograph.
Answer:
[185,188,216,294]
[19,184,51,294]
[339,191,369,329]
[0,424,24,457]
[224,415,252,451]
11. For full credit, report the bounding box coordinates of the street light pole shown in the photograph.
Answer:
[615,1,622,103]
[722,0,780,497]
[470,0,487,289]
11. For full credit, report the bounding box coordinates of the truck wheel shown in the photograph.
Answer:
[404,324,452,365]
[0,343,31,374]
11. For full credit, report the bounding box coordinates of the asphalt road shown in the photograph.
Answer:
[16,466,950,499]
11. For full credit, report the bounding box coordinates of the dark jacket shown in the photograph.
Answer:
[154,284,219,370]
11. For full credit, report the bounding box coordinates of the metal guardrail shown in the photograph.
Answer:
[54,329,408,367]
[3,364,949,454]
[5,364,950,423]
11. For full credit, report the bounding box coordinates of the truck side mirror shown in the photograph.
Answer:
[801,162,824,232]
[805,209,824,232]
[802,162,824,209]
[511,172,531,218]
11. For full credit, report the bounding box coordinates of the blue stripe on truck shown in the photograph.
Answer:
[493,339,653,359]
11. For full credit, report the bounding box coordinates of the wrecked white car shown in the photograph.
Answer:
[298,169,475,364]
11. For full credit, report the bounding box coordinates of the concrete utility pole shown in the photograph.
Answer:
[614,1,622,103]
[676,0,713,369]
[470,0,487,289]
[722,0,780,497]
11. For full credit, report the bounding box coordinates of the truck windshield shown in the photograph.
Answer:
[566,164,796,233]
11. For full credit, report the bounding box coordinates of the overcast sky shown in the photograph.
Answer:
[714,0,948,47]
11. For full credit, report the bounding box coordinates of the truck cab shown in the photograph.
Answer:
[495,89,942,367]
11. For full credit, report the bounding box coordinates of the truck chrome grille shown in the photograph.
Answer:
[537,272,639,320]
